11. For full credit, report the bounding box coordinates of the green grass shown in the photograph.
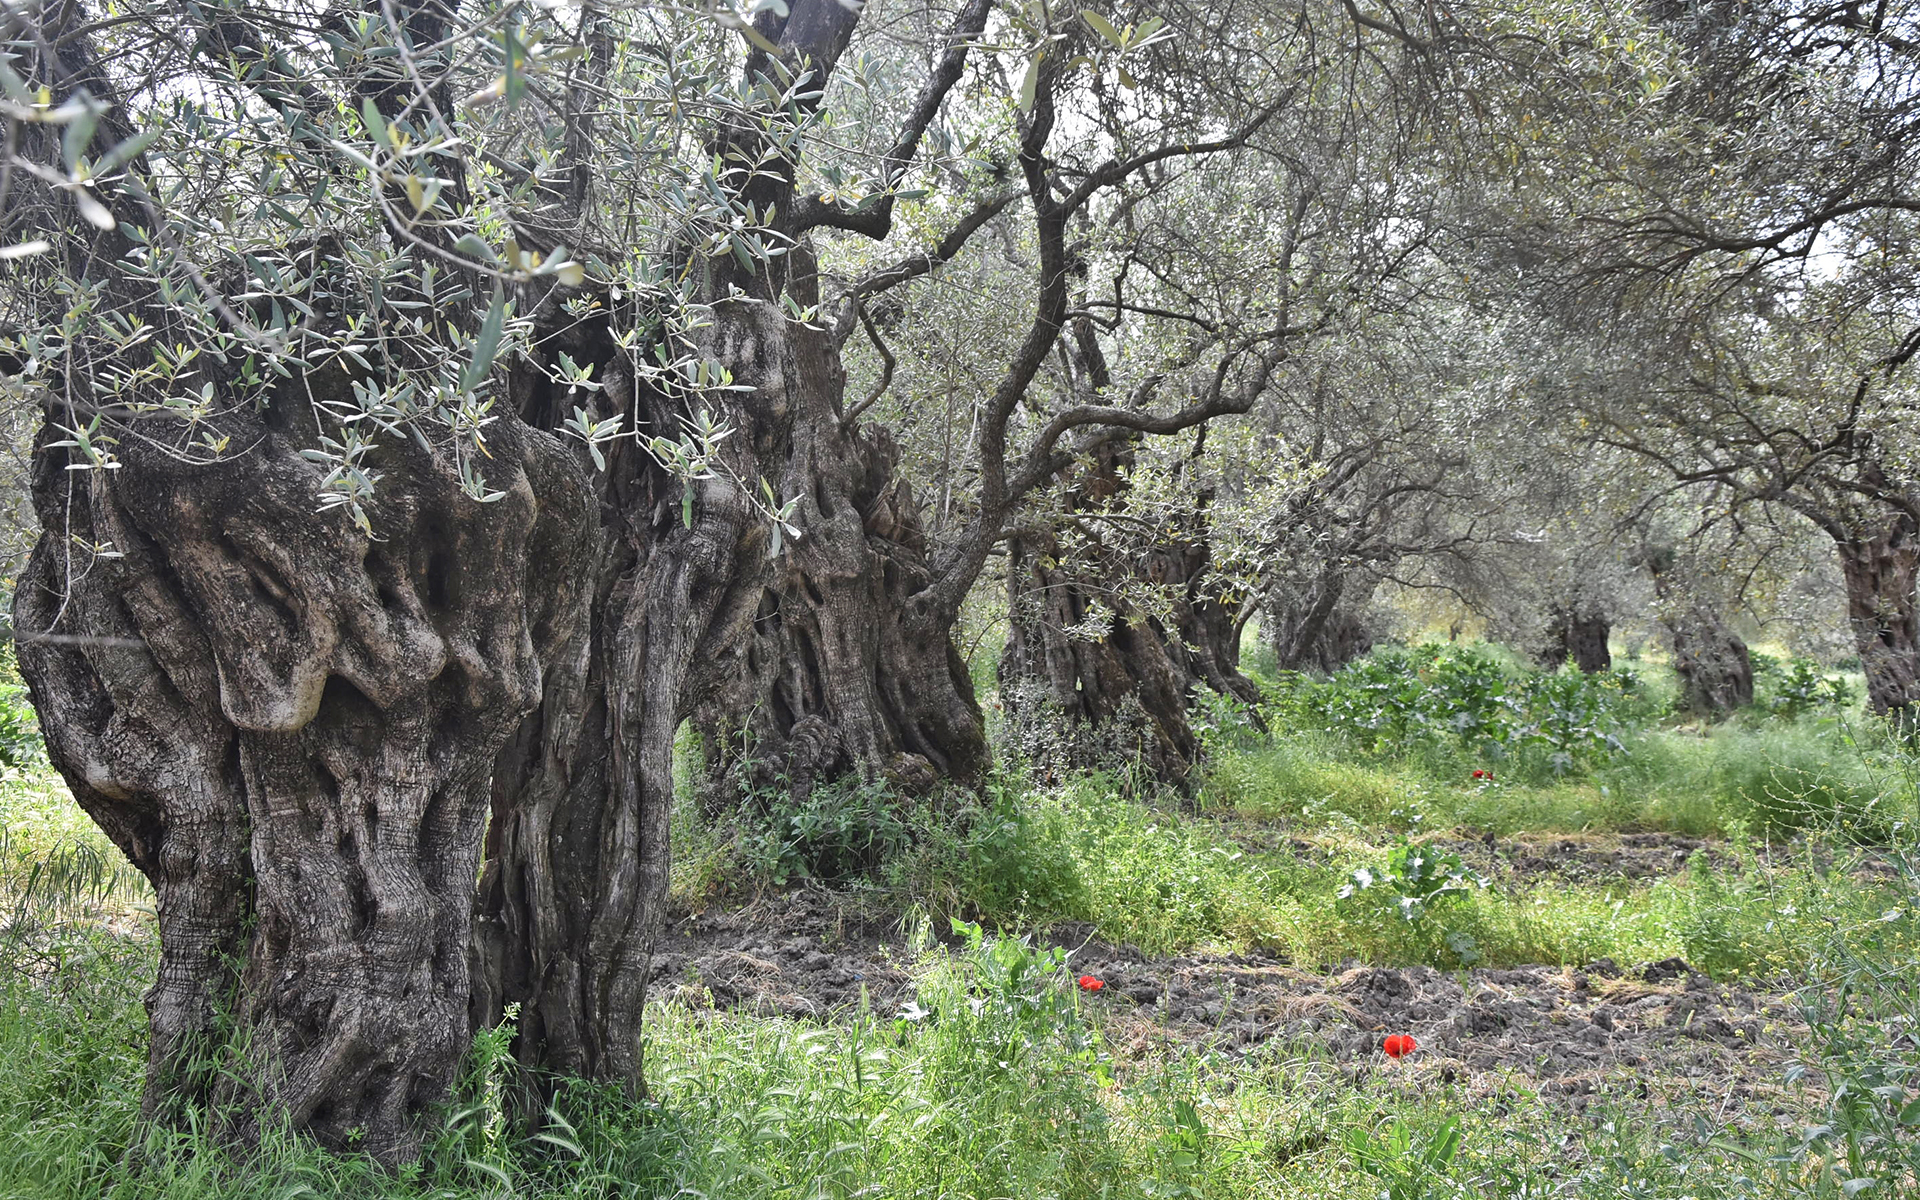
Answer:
[921,772,1917,976]
[666,698,1920,976]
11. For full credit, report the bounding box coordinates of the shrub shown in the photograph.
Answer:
[1706,723,1895,842]
[1755,657,1855,719]
[0,646,45,771]
[1337,838,1488,925]
[735,776,915,887]
[937,778,1085,921]
[1285,643,1646,775]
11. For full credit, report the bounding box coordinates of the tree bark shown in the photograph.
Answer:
[1667,608,1753,717]
[15,414,594,1163]
[468,0,892,1096]
[996,446,1276,788]
[1147,515,1265,710]
[690,415,988,806]
[1541,605,1612,673]
[1000,525,1201,787]
[1833,520,1920,719]
[1643,545,1749,718]
[472,300,786,1093]
[1270,573,1376,673]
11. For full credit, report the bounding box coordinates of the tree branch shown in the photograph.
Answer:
[790,0,993,239]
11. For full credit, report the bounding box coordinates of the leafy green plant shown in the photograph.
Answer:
[1339,838,1488,924]
[1297,644,1643,773]
[1516,667,1628,772]
[1192,686,1267,755]
[1347,1116,1466,1200]
[1757,658,1856,719]
[944,917,1090,1058]
[0,647,45,772]
[735,776,914,887]
[942,779,1084,919]
[0,684,44,771]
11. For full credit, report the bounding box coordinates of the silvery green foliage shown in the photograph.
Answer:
[0,1,866,531]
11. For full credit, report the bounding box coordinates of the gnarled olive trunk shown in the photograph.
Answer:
[997,458,1267,788]
[1269,573,1375,673]
[1668,609,1753,717]
[1000,527,1200,787]
[1147,525,1265,711]
[1542,606,1611,674]
[691,416,987,806]
[15,415,593,1163]
[1834,520,1920,719]
[1644,546,1749,718]
[473,301,785,1092]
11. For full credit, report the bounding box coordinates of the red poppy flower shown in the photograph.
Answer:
[1472,769,1491,780]
[1383,1033,1417,1059]
[1077,975,1104,992]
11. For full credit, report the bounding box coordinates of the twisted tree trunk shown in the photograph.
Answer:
[1541,605,1611,673]
[1834,519,1920,720]
[689,414,988,806]
[472,299,784,1092]
[1146,519,1264,710]
[16,415,594,1163]
[997,449,1270,788]
[1668,609,1753,716]
[1644,547,1749,718]
[1000,525,1200,787]
[1269,572,1375,673]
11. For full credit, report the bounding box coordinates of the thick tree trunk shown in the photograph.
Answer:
[1541,606,1611,673]
[1270,573,1375,673]
[1644,546,1749,718]
[1667,609,1753,716]
[1145,527,1265,710]
[996,456,1274,787]
[691,418,987,806]
[15,416,593,1163]
[473,300,787,1092]
[1000,527,1200,787]
[1567,611,1612,674]
[1834,523,1920,718]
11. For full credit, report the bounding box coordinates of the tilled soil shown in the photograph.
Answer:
[652,888,1806,1111]
[1210,826,1731,885]
[1456,830,1726,884]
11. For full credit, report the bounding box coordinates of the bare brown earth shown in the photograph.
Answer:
[1215,826,1733,884]
[651,884,1805,1117]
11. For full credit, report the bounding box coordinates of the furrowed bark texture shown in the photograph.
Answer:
[1542,606,1612,674]
[1269,573,1376,674]
[16,414,593,1163]
[1645,548,1750,717]
[1000,528,1199,786]
[1148,517,1265,712]
[680,0,997,808]
[691,409,988,805]
[475,300,786,1091]
[1834,518,1920,718]
[471,0,882,1079]
[1668,609,1753,716]
[998,451,1270,786]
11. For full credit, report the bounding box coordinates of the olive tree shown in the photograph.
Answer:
[0,0,1332,1156]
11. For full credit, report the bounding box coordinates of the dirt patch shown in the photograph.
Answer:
[656,890,1806,1109]
[651,891,920,1017]
[1075,948,1799,1108]
[1449,830,1728,885]
[1212,824,1732,886]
